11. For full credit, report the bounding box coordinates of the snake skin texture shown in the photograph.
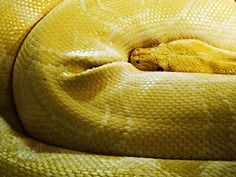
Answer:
[0,0,236,176]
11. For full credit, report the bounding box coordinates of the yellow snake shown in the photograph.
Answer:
[0,0,236,176]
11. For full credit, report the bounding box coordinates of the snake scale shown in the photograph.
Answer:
[0,0,236,176]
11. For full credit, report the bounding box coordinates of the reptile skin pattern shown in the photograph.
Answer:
[0,0,236,176]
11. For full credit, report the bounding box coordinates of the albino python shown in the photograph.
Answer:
[0,0,236,176]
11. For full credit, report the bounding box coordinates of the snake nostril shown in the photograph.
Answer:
[135,60,140,64]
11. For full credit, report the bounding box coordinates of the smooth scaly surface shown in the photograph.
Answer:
[0,0,63,132]
[0,0,236,176]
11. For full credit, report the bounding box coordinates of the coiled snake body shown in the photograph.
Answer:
[0,0,236,176]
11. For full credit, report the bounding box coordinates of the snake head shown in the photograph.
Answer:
[129,47,170,71]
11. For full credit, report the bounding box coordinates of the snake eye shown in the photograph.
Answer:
[135,59,140,64]
[157,66,164,71]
